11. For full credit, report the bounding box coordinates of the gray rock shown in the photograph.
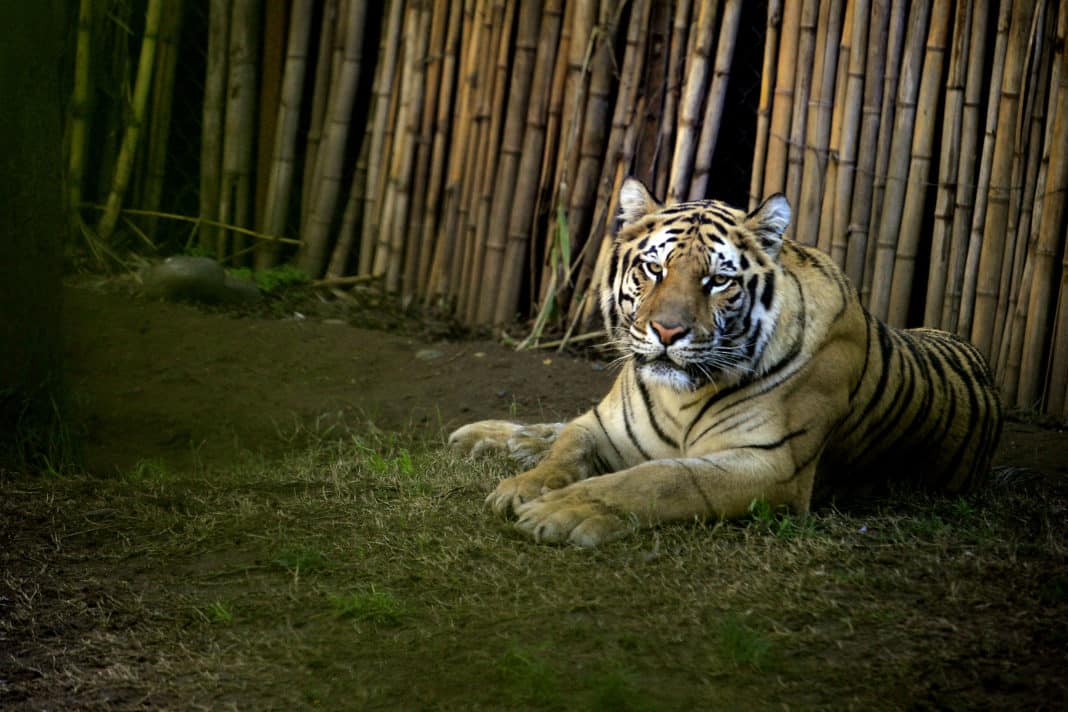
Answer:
[142,256,260,304]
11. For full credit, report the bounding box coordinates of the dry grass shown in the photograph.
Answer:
[2,422,1066,710]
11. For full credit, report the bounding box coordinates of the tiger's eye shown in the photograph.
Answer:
[643,262,663,279]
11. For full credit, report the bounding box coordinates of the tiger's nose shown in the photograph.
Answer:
[650,321,689,346]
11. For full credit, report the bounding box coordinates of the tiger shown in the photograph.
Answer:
[450,177,1003,547]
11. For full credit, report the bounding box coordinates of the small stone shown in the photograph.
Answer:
[415,348,445,361]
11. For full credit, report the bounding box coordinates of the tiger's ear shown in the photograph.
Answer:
[618,177,661,228]
[744,194,791,259]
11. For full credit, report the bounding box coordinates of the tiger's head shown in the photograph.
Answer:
[600,178,792,391]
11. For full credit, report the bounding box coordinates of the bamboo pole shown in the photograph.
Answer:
[96,0,163,243]
[68,0,93,231]
[257,0,313,271]
[828,0,868,266]
[492,0,564,325]
[859,0,907,300]
[656,0,693,199]
[357,0,403,275]
[995,5,1050,381]
[942,3,994,332]
[1035,2,1068,415]
[427,0,479,300]
[463,0,517,320]
[957,1,1014,337]
[199,0,230,253]
[795,0,843,246]
[689,0,744,201]
[574,0,649,302]
[749,0,783,209]
[783,0,818,221]
[667,0,718,202]
[402,2,449,296]
[817,0,855,258]
[216,0,260,262]
[1018,1,1068,410]
[866,1,931,321]
[141,0,184,239]
[378,3,431,293]
[458,0,511,317]
[253,0,286,233]
[633,0,670,188]
[843,0,891,287]
[923,2,971,327]
[971,0,1038,359]
[298,0,368,278]
[300,0,338,224]
[327,136,370,278]
[416,1,463,295]
[762,0,802,197]
[885,0,950,327]
[476,0,543,323]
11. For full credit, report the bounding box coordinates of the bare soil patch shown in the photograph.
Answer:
[0,283,1065,710]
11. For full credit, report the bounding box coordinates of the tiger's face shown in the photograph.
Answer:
[601,178,792,391]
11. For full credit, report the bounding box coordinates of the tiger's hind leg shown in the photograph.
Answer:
[448,420,564,469]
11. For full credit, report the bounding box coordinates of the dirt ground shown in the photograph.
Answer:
[1,282,1065,709]
[64,282,1068,481]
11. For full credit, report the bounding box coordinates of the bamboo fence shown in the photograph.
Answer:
[69,0,1068,418]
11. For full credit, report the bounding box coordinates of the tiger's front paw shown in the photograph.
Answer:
[513,485,634,548]
[448,420,524,459]
[485,465,575,518]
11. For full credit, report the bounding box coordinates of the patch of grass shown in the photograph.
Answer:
[497,644,562,707]
[197,600,234,624]
[228,265,309,293]
[746,498,815,539]
[328,587,406,625]
[585,662,655,712]
[712,615,774,672]
[271,547,330,575]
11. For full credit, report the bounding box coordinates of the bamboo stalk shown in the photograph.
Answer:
[383,3,431,293]
[816,0,854,257]
[253,0,286,233]
[656,0,693,199]
[492,0,564,325]
[666,0,717,203]
[749,0,783,209]
[257,0,313,271]
[552,0,617,317]
[416,1,463,295]
[458,0,511,318]
[922,2,971,327]
[866,1,931,321]
[957,1,1014,337]
[827,0,868,266]
[68,0,93,231]
[859,0,907,301]
[401,1,449,296]
[96,0,163,243]
[476,0,543,323]
[142,0,184,238]
[462,0,517,320]
[995,4,1050,382]
[356,0,403,275]
[1018,0,1068,410]
[795,0,843,246]
[216,0,260,262]
[783,0,819,222]
[632,0,670,188]
[971,0,1038,359]
[762,0,802,196]
[885,0,950,327]
[426,0,479,300]
[298,0,368,277]
[689,0,744,201]
[942,2,993,332]
[199,0,230,253]
[300,0,338,224]
[843,0,891,287]
[574,0,650,314]
[327,136,370,278]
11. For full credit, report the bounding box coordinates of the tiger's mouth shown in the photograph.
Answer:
[637,353,707,390]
